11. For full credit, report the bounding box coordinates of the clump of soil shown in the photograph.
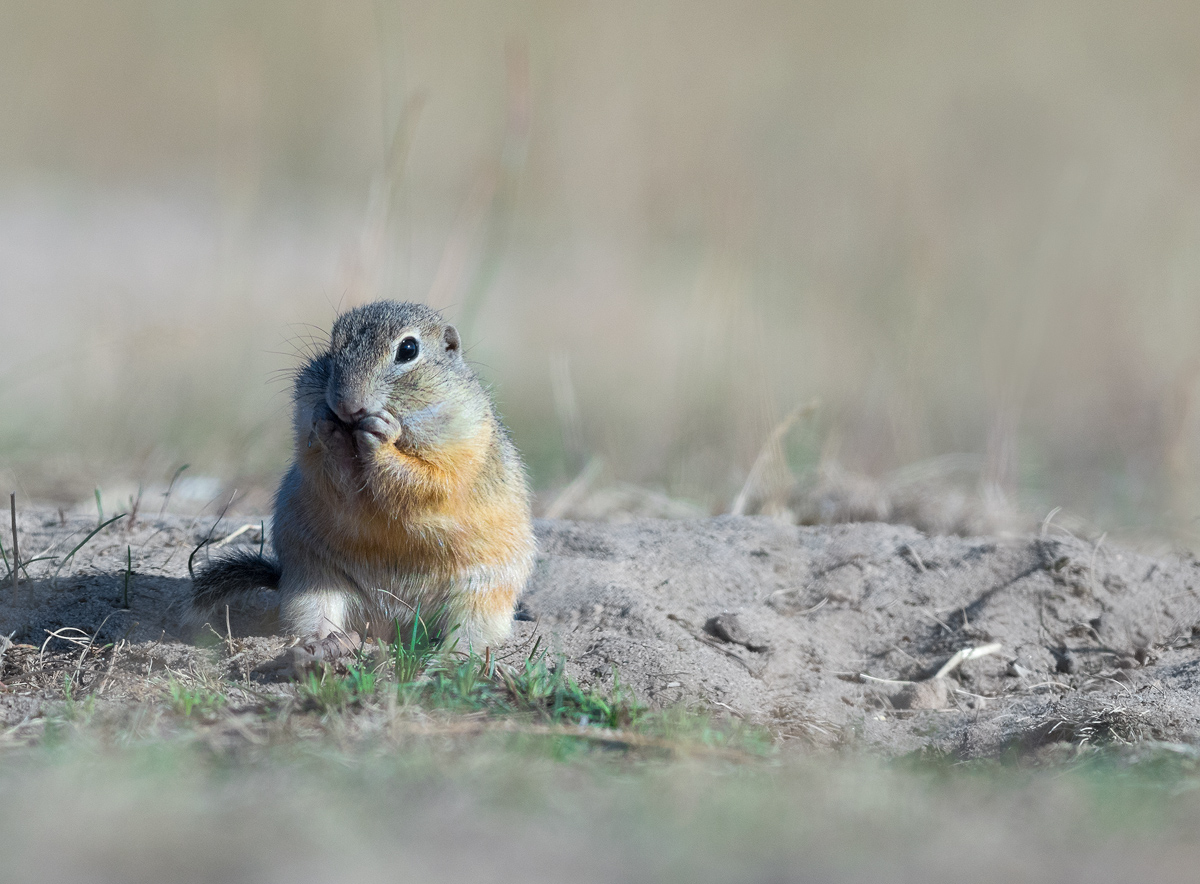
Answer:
[4,506,1200,757]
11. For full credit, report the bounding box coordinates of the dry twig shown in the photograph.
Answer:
[9,493,18,604]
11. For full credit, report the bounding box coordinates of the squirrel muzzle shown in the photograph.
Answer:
[312,402,401,463]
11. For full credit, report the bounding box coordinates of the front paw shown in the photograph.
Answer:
[313,416,347,447]
[352,412,399,453]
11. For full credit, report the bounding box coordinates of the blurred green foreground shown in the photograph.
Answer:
[5,727,1200,883]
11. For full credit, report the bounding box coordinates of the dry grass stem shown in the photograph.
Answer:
[212,524,256,549]
[158,464,190,517]
[731,400,820,516]
[544,457,604,519]
[550,353,587,474]
[933,643,1003,680]
[9,493,18,604]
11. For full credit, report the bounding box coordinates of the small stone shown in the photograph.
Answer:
[889,679,951,710]
[1007,661,1032,678]
[704,612,769,652]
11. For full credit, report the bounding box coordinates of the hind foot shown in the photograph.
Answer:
[289,630,363,676]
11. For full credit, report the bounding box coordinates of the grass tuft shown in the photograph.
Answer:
[309,637,648,732]
[391,608,439,685]
[165,677,227,719]
[297,659,381,713]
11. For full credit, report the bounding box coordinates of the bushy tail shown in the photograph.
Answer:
[192,550,282,615]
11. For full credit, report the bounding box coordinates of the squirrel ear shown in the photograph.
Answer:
[443,324,461,353]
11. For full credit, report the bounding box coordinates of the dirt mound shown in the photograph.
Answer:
[4,507,1200,757]
[526,518,1200,754]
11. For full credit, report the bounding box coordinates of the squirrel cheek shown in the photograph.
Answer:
[395,401,451,449]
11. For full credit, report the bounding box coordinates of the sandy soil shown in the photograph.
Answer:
[3,506,1200,757]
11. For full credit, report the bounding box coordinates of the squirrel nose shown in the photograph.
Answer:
[331,397,371,425]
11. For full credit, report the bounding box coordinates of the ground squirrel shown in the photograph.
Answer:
[192,300,535,660]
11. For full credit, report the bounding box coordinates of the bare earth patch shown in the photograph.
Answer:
[4,506,1200,757]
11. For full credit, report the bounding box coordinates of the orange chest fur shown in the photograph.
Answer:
[301,429,528,575]
[335,491,527,573]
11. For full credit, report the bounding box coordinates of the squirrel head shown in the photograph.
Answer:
[294,301,490,473]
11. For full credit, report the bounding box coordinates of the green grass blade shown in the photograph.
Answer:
[53,513,128,578]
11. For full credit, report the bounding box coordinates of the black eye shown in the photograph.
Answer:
[396,336,420,364]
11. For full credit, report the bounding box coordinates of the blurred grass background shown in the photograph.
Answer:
[2,0,1200,542]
